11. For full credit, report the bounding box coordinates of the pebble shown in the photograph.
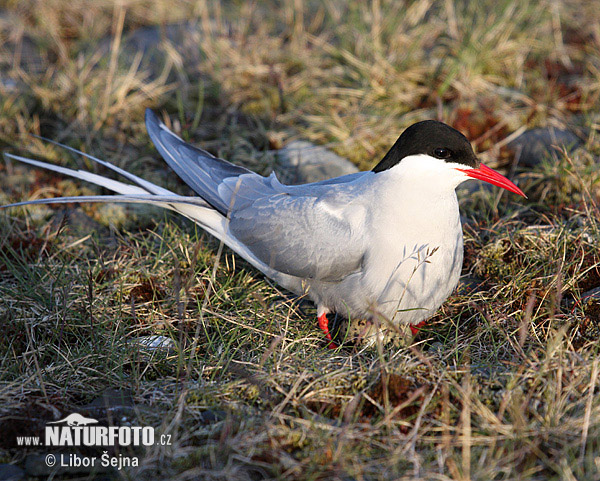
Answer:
[506,127,582,167]
[276,140,359,184]
[94,21,219,82]
[82,388,137,424]
[458,276,489,295]
[582,287,600,301]
[0,11,45,74]
[0,464,24,481]
[199,409,227,424]
[132,335,176,350]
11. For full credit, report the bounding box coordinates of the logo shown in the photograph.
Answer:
[15,412,172,471]
[47,414,99,427]
[44,413,158,447]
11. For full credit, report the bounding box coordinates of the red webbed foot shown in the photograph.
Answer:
[317,312,339,349]
[410,320,427,336]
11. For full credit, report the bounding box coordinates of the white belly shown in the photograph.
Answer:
[368,229,463,324]
[305,182,464,327]
[290,166,467,330]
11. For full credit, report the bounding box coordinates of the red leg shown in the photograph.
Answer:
[410,320,426,336]
[317,312,339,349]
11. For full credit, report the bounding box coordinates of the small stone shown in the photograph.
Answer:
[427,341,444,355]
[0,464,25,481]
[24,455,51,477]
[506,127,582,167]
[458,276,489,295]
[457,179,494,197]
[80,388,138,424]
[0,11,45,75]
[0,78,18,91]
[199,409,226,424]
[131,335,176,351]
[582,286,600,301]
[95,21,221,82]
[460,214,474,227]
[276,140,359,185]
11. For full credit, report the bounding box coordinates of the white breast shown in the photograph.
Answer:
[306,156,466,326]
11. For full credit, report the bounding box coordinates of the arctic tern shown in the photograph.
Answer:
[3,110,526,347]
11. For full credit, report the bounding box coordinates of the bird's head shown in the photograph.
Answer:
[372,120,526,198]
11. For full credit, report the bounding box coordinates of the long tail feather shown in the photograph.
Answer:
[4,153,150,195]
[31,136,172,195]
[2,122,296,290]
[0,194,209,210]
[3,152,209,226]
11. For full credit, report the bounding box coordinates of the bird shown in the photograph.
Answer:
[2,110,526,348]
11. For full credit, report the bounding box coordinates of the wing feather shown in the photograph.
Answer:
[228,184,368,281]
[145,109,253,214]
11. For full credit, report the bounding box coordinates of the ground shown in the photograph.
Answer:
[1,1,600,479]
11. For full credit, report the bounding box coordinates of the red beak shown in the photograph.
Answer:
[458,163,526,198]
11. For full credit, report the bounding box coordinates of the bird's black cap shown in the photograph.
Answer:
[372,120,479,172]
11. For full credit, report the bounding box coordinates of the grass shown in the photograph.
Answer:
[1,0,600,479]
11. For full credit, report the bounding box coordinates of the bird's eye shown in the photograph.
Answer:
[433,148,451,159]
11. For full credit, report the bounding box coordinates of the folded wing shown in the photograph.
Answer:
[145,109,252,214]
[229,190,368,281]
[4,111,370,285]
[145,110,371,282]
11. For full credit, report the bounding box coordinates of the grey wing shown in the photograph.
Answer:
[146,108,369,280]
[229,192,368,282]
[145,109,253,214]
[146,108,368,214]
